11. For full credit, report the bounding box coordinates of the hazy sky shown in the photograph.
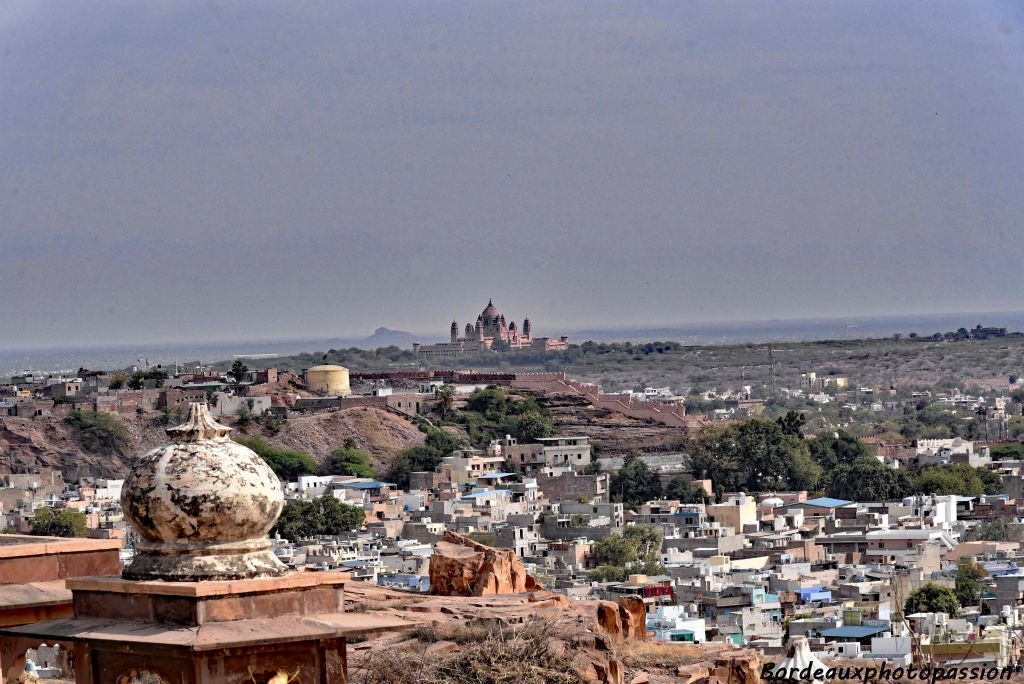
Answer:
[2,1,1023,350]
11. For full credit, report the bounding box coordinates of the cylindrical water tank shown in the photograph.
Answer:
[303,365,352,396]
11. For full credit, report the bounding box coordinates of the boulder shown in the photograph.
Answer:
[428,531,541,596]
[617,596,648,641]
[596,602,623,637]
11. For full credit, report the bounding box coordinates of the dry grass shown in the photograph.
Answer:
[353,620,588,684]
[618,640,704,671]
[409,621,494,645]
[346,595,427,613]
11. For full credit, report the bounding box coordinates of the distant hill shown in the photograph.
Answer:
[361,327,420,348]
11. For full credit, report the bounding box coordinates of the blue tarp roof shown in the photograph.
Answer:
[820,625,888,639]
[802,496,853,508]
[461,489,512,499]
[339,481,389,490]
[477,473,515,479]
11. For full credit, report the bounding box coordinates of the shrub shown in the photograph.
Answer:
[272,496,364,542]
[355,621,588,684]
[31,507,88,538]
[323,448,375,478]
[236,436,317,479]
[65,409,130,454]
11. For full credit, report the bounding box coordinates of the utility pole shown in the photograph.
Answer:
[768,348,777,399]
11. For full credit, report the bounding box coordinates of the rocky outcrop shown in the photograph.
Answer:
[596,601,622,636]
[674,652,763,684]
[428,531,540,596]
[343,583,757,684]
[617,596,648,641]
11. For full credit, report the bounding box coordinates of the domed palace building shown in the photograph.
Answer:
[413,299,569,360]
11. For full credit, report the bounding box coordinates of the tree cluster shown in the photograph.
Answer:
[31,507,89,538]
[322,441,375,478]
[387,428,467,488]
[457,386,554,446]
[954,558,986,608]
[236,436,318,480]
[272,496,365,542]
[127,368,169,390]
[587,526,667,582]
[678,417,1003,502]
[904,583,960,618]
[687,418,820,493]
[65,409,131,454]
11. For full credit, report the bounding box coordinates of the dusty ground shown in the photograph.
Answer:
[249,406,426,471]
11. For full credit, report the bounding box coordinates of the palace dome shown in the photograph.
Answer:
[120,402,288,581]
[481,298,501,322]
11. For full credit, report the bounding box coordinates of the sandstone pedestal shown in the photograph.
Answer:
[1,405,413,683]
[0,571,412,683]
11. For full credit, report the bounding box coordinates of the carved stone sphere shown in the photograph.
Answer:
[121,403,287,581]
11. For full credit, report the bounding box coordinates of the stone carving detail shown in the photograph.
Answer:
[121,402,288,581]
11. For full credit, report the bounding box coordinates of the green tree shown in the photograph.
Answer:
[688,419,820,493]
[568,514,590,528]
[466,386,512,415]
[592,535,633,566]
[387,436,454,489]
[610,455,662,506]
[807,431,874,473]
[587,565,628,583]
[503,411,554,442]
[976,467,1004,495]
[435,385,456,421]
[776,410,805,438]
[990,444,1024,460]
[271,496,364,542]
[968,517,1023,542]
[954,558,986,608]
[65,409,130,454]
[322,448,374,478]
[236,436,317,480]
[911,464,985,497]
[127,368,168,390]
[904,583,960,617]
[229,359,248,385]
[424,428,467,456]
[108,373,130,390]
[664,476,709,504]
[31,507,88,538]
[827,458,911,502]
[622,525,663,563]
[592,526,663,565]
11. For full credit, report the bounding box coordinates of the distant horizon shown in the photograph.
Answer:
[4,306,1023,356]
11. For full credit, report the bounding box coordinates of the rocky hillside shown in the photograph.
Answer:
[244,406,425,472]
[0,406,425,480]
[534,393,690,455]
[0,413,160,480]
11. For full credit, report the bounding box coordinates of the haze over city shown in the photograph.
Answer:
[2,1,1023,350]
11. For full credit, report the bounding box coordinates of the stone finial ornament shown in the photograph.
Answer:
[121,402,288,581]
